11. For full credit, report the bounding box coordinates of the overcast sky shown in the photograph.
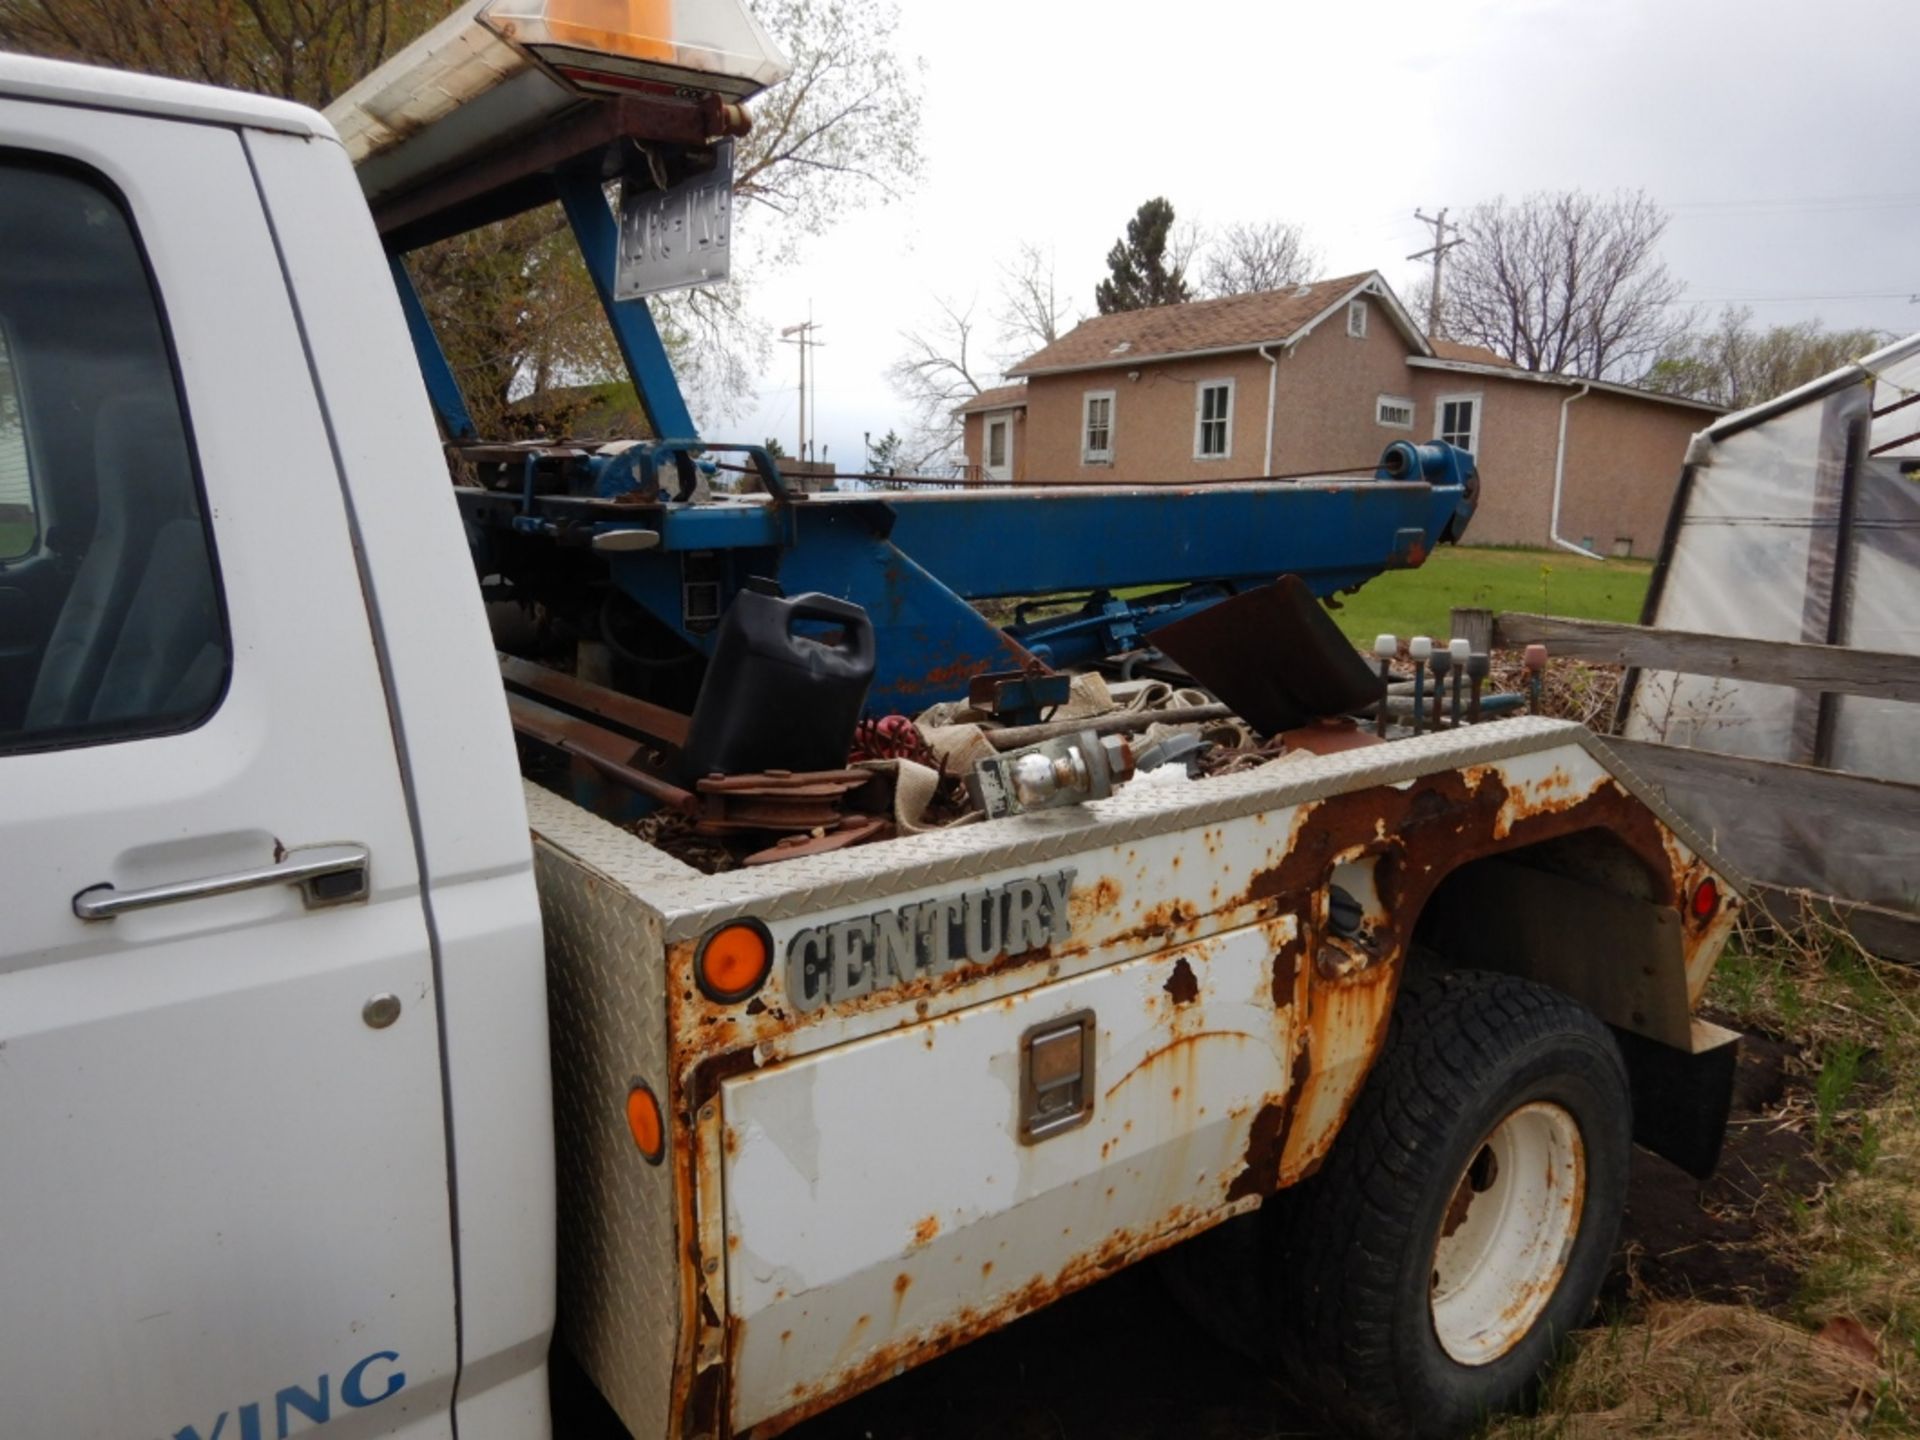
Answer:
[723,0,1917,469]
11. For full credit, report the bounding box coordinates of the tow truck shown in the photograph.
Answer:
[0,6,1744,1438]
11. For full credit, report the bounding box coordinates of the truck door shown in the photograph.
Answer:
[0,103,458,1439]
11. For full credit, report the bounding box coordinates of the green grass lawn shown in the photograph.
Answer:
[0,518,35,560]
[1329,544,1652,645]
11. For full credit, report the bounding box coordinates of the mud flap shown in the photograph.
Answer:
[1610,1019,1741,1180]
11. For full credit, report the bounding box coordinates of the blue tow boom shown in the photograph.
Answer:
[370,89,1478,716]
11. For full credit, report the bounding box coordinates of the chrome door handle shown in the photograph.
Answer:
[72,843,370,921]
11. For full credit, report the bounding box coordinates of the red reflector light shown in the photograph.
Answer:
[626,1082,665,1164]
[1690,877,1720,919]
[696,919,773,1004]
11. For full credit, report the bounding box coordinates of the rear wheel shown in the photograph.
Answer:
[1262,970,1630,1438]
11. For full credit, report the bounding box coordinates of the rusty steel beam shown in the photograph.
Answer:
[375,93,733,252]
[498,653,691,748]
[984,704,1232,752]
[506,692,697,815]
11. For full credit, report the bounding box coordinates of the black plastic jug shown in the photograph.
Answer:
[681,581,877,780]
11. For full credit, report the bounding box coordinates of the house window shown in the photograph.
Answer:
[1082,390,1114,463]
[984,414,1011,480]
[1347,299,1368,338]
[1376,394,1414,429]
[1194,379,1233,459]
[1438,393,1480,453]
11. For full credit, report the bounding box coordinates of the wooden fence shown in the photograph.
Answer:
[1452,608,1920,962]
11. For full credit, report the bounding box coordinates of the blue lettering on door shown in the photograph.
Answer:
[164,1350,404,1440]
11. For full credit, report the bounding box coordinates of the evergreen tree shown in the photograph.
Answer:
[1095,198,1192,314]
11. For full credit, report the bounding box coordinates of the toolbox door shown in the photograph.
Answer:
[720,922,1297,1431]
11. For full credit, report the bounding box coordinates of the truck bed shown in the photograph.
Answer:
[521,716,1739,1438]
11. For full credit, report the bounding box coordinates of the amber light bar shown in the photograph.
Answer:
[324,0,788,174]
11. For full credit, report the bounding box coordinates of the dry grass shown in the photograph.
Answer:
[1486,653,1623,731]
[1483,900,1920,1438]
[1485,1302,1885,1438]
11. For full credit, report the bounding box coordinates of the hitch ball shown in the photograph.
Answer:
[969,732,1135,819]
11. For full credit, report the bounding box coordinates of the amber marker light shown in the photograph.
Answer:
[696,918,773,1004]
[625,1081,665,1164]
[1691,876,1721,920]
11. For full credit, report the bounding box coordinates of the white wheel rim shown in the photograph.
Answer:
[1429,1101,1586,1366]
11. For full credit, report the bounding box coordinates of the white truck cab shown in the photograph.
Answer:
[0,55,553,1440]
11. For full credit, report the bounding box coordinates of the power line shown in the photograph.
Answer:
[1682,290,1918,304]
[1665,189,1920,213]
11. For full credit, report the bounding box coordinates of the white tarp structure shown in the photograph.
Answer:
[1623,333,1920,912]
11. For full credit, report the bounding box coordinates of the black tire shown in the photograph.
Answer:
[1259,969,1630,1439]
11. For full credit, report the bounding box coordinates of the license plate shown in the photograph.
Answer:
[615,140,733,300]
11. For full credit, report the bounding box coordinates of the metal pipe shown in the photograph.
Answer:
[1524,643,1549,714]
[1408,636,1432,735]
[1448,637,1469,729]
[985,703,1231,751]
[1550,383,1603,559]
[1372,634,1397,738]
[1258,344,1281,478]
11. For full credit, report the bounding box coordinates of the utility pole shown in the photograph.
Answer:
[1408,208,1465,339]
[778,307,824,461]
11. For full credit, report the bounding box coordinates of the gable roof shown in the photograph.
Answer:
[1406,353,1725,415]
[1007,272,1432,377]
[953,383,1028,416]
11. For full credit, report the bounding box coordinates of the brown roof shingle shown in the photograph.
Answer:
[952,382,1028,415]
[1428,338,1520,369]
[1008,272,1393,376]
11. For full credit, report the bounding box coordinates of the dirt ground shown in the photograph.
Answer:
[554,1022,1836,1440]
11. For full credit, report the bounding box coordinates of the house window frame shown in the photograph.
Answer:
[1347,299,1368,338]
[1193,378,1235,461]
[983,411,1013,480]
[1082,389,1115,464]
[1437,391,1482,454]
[1375,394,1415,430]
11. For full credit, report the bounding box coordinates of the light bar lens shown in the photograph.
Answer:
[480,0,792,99]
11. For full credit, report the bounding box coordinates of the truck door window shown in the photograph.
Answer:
[0,158,228,751]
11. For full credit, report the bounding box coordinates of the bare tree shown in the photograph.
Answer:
[887,295,990,472]
[1642,307,1893,410]
[0,0,444,106]
[996,241,1078,362]
[1196,219,1321,297]
[1419,190,1689,379]
[0,0,925,422]
[735,0,924,266]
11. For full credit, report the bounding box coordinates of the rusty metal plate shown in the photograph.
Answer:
[1152,575,1383,736]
